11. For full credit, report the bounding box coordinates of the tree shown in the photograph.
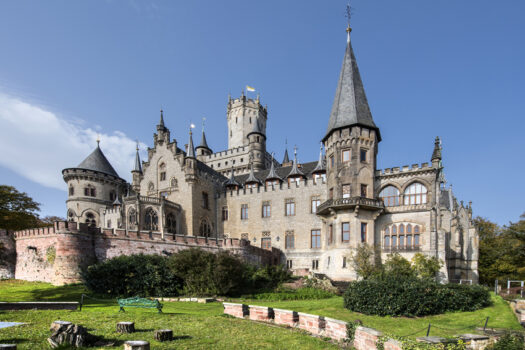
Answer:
[38,215,65,227]
[350,244,381,280]
[411,253,442,280]
[383,253,415,278]
[0,185,41,231]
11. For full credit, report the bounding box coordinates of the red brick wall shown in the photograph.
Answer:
[298,312,326,336]
[353,326,383,350]
[273,308,298,327]
[248,305,273,321]
[223,303,248,318]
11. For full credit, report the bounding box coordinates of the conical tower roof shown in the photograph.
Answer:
[245,162,261,185]
[312,145,326,173]
[286,148,305,178]
[247,118,265,138]
[265,154,282,181]
[282,149,290,164]
[133,143,142,174]
[224,166,241,188]
[323,29,379,141]
[186,130,196,158]
[77,143,120,178]
[431,136,442,162]
[196,130,211,150]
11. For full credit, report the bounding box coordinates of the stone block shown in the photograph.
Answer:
[248,305,274,322]
[324,317,347,341]
[297,312,325,336]
[273,308,298,327]
[223,303,248,318]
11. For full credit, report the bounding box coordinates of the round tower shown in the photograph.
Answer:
[247,117,266,171]
[62,141,126,227]
[227,92,267,149]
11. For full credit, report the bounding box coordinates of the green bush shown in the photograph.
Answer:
[343,274,491,317]
[82,254,180,297]
[243,287,334,301]
[486,333,524,350]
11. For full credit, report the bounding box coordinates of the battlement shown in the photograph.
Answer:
[228,96,267,112]
[217,177,325,199]
[207,146,248,160]
[375,162,433,177]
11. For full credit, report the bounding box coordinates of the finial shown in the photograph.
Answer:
[190,123,195,135]
[256,93,260,102]
[96,134,101,146]
[159,108,165,127]
[136,139,139,151]
[345,2,353,42]
[241,89,245,97]
[202,117,206,132]
[293,145,297,157]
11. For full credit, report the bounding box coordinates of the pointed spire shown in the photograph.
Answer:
[312,143,326,173]
[245,157,261,185]
[323,24,379,142]
[198,130,210,150]
[431,136,442,162]
[112,195,121,206]
[133,141,143,174]
[224,166,240,188]
[265,153,282,181]
[282,139,290,164]
[159,109,165,127]
[186,128,195,158]
[287,146,305,178]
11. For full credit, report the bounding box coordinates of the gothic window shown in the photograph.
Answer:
[202,192,209,209]
[241,204,248,220]
[148,182,154,191]
[128,209,137,226]
[361,223,367,243]
[383,223,422,249]
[330,155,335,168]
[312,259,319,270]
[84,185,96,197]
[285,231,294,249]
[159,163,166,181]
[85,212,96,227]
[262,201,271,218]
[285,199,295,216]
[379,186,400,207]
[144,208,158,231]
[360,184,367,198]
[311,229,321,248]
[199,220,211,237]
[360,148,368,162]
[328,224,333,245]
[166,213,176,234]
[69,186,74,196]
[342,184,351,198]
[222,206,229,221]
[403,182,428,205]
[67,210,75,222]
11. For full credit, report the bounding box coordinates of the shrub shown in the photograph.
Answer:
[486,333,524,350]
[244,287,334,301]
[82,254,180,297]
[343,274,491,317]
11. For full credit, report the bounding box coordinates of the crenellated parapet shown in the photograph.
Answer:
[375,163,433,178]
[217,177,326,199]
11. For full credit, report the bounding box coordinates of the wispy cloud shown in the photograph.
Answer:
[0,93,144,191]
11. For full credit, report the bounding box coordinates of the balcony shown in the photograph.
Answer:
[316,196,384,215]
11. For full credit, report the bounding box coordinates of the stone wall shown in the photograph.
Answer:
[0,230,16,279]
[13,221,278,285]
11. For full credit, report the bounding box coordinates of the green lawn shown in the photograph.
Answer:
[0,280,522,349]
[0,280,339,349]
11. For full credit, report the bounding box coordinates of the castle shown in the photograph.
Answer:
[7,25,478,285]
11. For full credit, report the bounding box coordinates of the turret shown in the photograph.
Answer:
[286,147,306,185]
[154,109,170,145]
[131,142,143,193]
[184,128,197,183]
[431,136,442,168]
[247,117,266,171]
[226,92,268,149]
[195,130,212,161]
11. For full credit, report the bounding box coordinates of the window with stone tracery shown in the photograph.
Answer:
[383,223,422,250]
[199,220,211,237]
[379,186,400,207]
[85,212,96,227]
[144,208,158,231]
[166,213,176,234]
[403,182,427,205]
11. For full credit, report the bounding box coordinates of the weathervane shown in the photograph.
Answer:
[345,2,353,38]
[202,117,206,132]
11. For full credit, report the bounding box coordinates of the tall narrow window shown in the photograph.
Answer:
[241,204,248,220]
[361,223,367,243]
[144,209,158,231]
[329,188,334,199]
[285,231,295,249]
[202,192,209,209]
[221,206,229,221]
[414,234,420,246]
[159,163,166,181]
[69,186,74,196]
[342,149,351,163]
[311,230,321,248]
[342,222,350,242]
[262,201,271,218]
[360,184,367,198]
[384,235,390,248]
[311,197,321,213]
[328,224,333,245]
[312,259,319,270]
[342,256,347,268]
[166,213,177,234]
[342,184,351,198]
[360,149,367,162]
[285,199,295,216]
[330,155,334,168]
[286,260,293,269]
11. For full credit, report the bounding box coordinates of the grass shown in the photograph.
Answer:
[0,280,522,349]
[0,280,339,349]
[233,294,523,339]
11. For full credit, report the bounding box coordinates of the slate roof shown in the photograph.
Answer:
[76,145,120,178]
[133,147,142,174]
[324,32,379,141]
[282,149,290,164]
[196,131,211,151]
[187,131,196,158]
[247,118,264,138]
[233,161,319,185]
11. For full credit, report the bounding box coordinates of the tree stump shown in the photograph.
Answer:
[154,329,173,342]
[116,322,135,334]
[50,321,72,332]
[123,340,150,350]
[0,345,17,350]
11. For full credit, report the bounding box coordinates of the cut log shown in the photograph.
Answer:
[154,329,173,342]
[0,345,17,350]
[50,320,72,332]
[116,322,135,334]
[123,340,150,350]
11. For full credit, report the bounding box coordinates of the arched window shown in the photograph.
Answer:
[407,224,412,234]
[69,186,74,196]
[85,212,96,227]
[384,223,423,249]
[67,210,75,222]
[166,213,176,234]
[199,220,211,237]
[403,182,427,205]
[128,208,137,227]
[159,163,166,181]
[379,186,400,207]
[399,224,405,234]
[392,225,397,234]
[414,225,420,233]
[144,208,158,231]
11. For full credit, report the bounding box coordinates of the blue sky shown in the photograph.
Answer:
[0,0,523,225]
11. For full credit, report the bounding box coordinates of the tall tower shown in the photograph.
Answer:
[247,117,266,171]
[226,92,267,149]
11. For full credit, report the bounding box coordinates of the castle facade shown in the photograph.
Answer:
[13,27,478,284]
